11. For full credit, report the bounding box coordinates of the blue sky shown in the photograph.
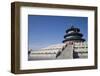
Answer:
[28,15,88,50]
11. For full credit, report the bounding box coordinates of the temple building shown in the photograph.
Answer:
[28,26,88,60]
[63,26,85,44]
[62,26,88,58]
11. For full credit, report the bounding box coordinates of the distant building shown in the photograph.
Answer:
[29,44,65,60]
[28,26,88,60]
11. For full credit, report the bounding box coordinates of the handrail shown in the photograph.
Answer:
[56,44,67,58]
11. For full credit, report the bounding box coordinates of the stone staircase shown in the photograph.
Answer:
[57,44,73,59]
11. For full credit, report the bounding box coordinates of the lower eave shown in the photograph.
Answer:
[62,38,85,43]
